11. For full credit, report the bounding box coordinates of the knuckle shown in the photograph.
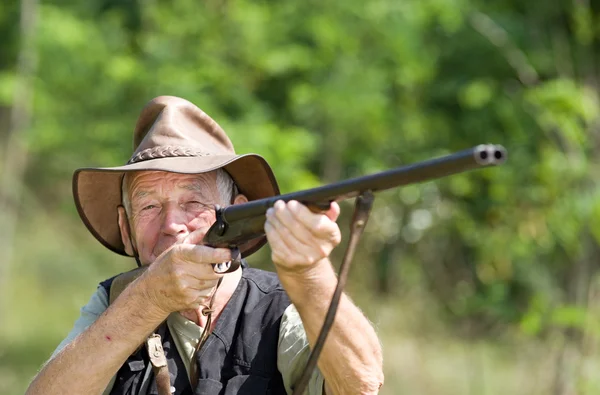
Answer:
[289,258,302,267]
[171,266,185,280]
[173,280,186,295]
[316,216,327,227]
[315,220,329,234]
[318,245,329,258]
[195,247,207,262]
[264,222,274,235]
[170,244,186,260]
[184,294,197,307]
[280,225,292,237]
[172,244,184,253]
[274,202,285,214]
[332,231,342,246]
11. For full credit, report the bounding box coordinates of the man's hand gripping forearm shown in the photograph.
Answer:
[265,200,384,395]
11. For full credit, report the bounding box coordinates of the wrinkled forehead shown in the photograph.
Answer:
[124,170,219,200]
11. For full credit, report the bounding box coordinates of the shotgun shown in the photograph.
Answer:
[204,143,507,257]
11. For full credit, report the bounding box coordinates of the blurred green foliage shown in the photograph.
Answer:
[2,0,600,393]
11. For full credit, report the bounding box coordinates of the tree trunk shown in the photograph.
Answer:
[552,233,597,395]
[0,0,38,319]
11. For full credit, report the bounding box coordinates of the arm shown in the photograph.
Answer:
[265,200,384,395]
[26,280,166,395]
[25,244,232,395]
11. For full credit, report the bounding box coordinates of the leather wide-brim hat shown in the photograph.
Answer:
[73,96,280,258]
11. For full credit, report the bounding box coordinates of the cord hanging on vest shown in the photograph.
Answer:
[188,276,224,386]
[292,190,375,395]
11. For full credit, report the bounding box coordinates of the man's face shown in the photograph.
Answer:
[125,171,224,264]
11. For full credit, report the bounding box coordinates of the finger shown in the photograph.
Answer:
[270,201,319,241]
[270,202,320,247]
[284,200,340,240]
[325,201,341,221]
[181,263,225,283]
[264,220,297,264]
[266,206,314,253]
[178,244,232,265]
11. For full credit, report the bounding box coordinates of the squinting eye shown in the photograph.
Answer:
[142,205,157,211]
[186,201,209,211]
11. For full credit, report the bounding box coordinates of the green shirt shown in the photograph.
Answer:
[51,283,324,394]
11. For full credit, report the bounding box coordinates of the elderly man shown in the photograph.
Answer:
[26,96,383,395]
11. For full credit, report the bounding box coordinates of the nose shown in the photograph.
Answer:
[160,202,188,237]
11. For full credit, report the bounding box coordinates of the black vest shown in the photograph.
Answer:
[99,268,292,395]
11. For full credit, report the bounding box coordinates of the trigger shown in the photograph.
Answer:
[212,247,242,274]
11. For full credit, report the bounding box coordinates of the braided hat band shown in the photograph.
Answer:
[128,146,212,164]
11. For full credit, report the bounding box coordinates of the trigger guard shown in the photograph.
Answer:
[212,247,242,274]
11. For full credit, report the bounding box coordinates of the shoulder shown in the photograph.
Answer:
[235,268,291,324]
[100,266,147,304]
[242,267,285,294]
[99,273,120,294]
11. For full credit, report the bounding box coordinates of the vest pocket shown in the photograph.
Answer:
[194,378,223,394]
[223,375,269,394]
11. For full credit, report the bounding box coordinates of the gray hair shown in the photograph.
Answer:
[216,169,239,204]
[121,169,238,217]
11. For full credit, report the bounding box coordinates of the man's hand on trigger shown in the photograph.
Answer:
[264,200,342,275]
[139,242,232,318]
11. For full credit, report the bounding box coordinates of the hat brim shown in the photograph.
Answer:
[73,154,280,259]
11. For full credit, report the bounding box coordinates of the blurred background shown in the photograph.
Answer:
[1,0,600,394]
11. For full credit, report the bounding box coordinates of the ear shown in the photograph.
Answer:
[117,205,135,256]
[232,194,248,205]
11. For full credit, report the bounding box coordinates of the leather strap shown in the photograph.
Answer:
[188,277,223,386]
[146,333,172,395]
[108,265,148,305]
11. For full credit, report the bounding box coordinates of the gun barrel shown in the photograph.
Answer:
[225,144,505,223]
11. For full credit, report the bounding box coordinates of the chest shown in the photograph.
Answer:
[106,271,291,395]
